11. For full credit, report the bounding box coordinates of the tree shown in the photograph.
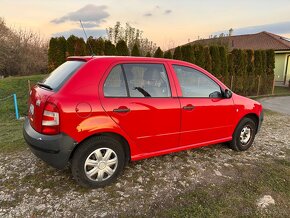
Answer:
[74,37,86,56]
[153,47,164,58]
[194,44,205,68]
[95,37,105,55]
[48,37,58,71]
[131,43,140,56]
[181,45,194,63]
[173,46,182,60]
[163,50,172,59]
[66,35,78,56]
[245,49,255,95]
[203,46,212,73]
[209,45,221,76]
[104,40,116,55]
[145,51,151,57]
[116,39,129,56]
[107,22,157,55]
[232,49,246,94]
[219,46,228,80]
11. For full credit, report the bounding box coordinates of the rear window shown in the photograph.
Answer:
[41,61,85,91]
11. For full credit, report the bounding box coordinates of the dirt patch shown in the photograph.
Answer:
[0,111,289,217]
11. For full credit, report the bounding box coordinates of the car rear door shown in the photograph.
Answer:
[99,61,181,155]
[171,64,235,147]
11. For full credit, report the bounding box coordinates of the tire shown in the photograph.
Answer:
[71,136,125,188]
[229,117,257,151]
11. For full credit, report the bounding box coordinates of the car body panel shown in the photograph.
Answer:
[24,56,263,168]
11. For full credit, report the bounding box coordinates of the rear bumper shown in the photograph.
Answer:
[257,110,264,133]
[23,118,77,169]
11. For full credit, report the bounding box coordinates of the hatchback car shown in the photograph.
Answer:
[23,56,263,188]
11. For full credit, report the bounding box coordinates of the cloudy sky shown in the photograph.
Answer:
[1,0,290,49]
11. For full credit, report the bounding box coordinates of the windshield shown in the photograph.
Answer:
[41,61,85,91]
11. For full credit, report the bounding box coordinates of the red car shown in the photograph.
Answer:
[23,56,263,188]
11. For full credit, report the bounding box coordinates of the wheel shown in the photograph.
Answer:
[71,136,125,188]
[229,117,257,151]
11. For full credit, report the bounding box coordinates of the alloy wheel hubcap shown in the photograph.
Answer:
[84,148,118,182]
[240,126,251,145]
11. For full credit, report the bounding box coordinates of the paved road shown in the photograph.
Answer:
[258,96,290,115]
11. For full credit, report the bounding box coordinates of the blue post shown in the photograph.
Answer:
[13,94,20,120]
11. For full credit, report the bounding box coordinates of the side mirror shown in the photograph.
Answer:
[223,89,232,98]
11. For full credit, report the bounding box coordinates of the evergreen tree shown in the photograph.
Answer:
[163,50,173,59]
[245,49,255,95]
[173,46,182,60]
[219,46,228,81]
[254,50,262,76]
[194,44,205,68]
[232,49,246,94]
[209,45,221,76]
[74,37,86,56]
[145,51,151,57]
[116,39,129,56]
[203,46,212,72]
[95,37,105,55]
[131,43,141,56]
[86,36,96,55]
[48,37,58,71]
[181,45,194,63]
[154,47,164,58]
[66,35,78,56]
[227,52,234,87]
[104,40,116,55]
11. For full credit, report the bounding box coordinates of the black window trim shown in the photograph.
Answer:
[104,63,173,98]
[172,64,223,99]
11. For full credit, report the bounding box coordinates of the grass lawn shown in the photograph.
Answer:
[0,74,46,152]
[273,86,290,95]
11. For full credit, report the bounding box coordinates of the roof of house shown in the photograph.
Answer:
[189,31,290,51]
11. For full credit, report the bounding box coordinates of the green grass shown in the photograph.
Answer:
[0,74,47,121]
[0,74,46,152]
[274,86,290,95]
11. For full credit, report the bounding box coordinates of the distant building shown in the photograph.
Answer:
[186,31,290,86]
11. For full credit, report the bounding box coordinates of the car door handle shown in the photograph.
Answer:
[183,104,195,111]
[113,107,130,113]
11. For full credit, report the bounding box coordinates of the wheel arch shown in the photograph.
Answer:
[239,113,260,133]
[70,132,131,165]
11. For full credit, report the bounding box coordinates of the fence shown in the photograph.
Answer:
[219,74,276,97]
[0,94,20,120]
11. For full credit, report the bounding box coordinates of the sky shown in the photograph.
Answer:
[1,0,290,49]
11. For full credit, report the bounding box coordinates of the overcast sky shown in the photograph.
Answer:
[1,0,290,49]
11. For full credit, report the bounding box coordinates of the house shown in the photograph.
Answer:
[187,31,290,86]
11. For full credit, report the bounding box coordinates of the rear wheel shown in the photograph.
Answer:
[229,117,257,151]
[71,136,125,188]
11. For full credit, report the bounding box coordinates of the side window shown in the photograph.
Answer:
[104,65,127,97]
[123,64,171,98]
[173,65,222,98]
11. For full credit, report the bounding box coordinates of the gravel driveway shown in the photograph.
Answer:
[0,111,290,217]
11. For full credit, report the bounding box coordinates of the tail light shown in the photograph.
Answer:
[41,102,60,135]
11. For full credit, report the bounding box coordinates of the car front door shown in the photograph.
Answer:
[100,62,181,155]
[171,64,235,147]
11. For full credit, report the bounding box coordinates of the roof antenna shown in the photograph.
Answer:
[79,20,94,56]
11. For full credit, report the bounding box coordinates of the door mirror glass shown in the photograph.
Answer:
[223,89,232,98]
[209,91,222,98]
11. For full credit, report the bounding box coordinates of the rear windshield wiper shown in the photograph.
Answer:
[37,82,53,90]
[134,87,151,97]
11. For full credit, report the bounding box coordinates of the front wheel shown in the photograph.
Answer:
[229,117,257,151]
[71,136,125,188]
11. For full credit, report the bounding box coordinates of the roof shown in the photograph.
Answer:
[67,56,177,63]
[188,31,290,51]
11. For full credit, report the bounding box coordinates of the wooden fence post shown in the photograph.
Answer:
[28,80,31,92]
[230,75,234,90]
[257,75,261,96]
